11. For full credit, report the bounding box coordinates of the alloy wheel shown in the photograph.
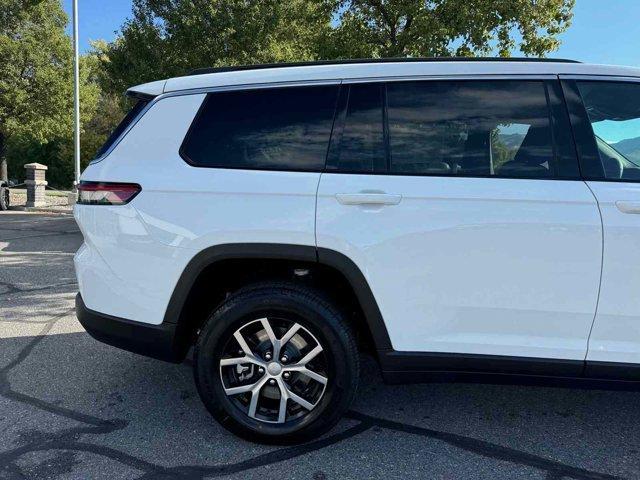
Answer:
[218,317,328,424]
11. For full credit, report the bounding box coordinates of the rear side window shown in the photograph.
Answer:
[386,81,558,178]
[95,98,150,158]
[181,85,339,171]
[576,81,640,181]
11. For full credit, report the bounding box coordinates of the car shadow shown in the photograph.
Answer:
[1,323,638,479]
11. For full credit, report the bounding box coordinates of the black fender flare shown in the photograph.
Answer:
[164,243,392,356]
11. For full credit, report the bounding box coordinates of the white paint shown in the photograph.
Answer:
[586,181,640,364]
[316,174,602,358]
[75,67,640,367]
[75,94,319,323]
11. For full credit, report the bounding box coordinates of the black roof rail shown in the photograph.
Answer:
[188,57,580,76]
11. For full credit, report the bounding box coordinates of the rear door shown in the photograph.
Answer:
[562,78,640,369]
[316,78,603,362]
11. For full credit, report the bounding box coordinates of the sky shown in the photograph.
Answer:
[63,0,640,66]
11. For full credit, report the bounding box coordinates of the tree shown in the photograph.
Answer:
[97,0,337,95]
[0,0,69,181]
[0,0,101,184]
[328,0,575,58]
[5,53,103,188]
[97,0,574,97]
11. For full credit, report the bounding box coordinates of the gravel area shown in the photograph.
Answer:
[8,189,73,212]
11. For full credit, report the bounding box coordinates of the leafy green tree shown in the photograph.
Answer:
[6,53,104,188]
[328,0,575,58]
[97,0,574,97]
[0,0,70,181]
[0,0,101,184]
[97,0,337,95]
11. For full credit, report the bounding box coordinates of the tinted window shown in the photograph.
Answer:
[181,85,339,171]
[331,84,385,172]
[386,81,557,178]
[95,99,149,158]
[577,81,640,181]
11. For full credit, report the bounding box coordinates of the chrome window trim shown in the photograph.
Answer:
[341,73,558,84]
[559,74,640,82]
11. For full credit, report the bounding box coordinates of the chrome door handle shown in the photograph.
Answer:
[335,193,402,206]
[616,201,640,214]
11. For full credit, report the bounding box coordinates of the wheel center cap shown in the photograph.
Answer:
[267,362,282,376]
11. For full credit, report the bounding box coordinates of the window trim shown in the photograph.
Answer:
[560,76,640,184]
[178,82,342,173]
[325,85,350,171]
[325,83,387,174]
[547,79,582,179]
[140,73,615,178]
[326,78,582,181]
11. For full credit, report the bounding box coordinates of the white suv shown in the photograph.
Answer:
[74,59,640,443]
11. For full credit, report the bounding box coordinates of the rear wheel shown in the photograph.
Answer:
[193,282,359,444]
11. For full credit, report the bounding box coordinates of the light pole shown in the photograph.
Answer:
[72,0,81,192]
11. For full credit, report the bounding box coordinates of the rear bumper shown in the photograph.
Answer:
[75,293,184,363]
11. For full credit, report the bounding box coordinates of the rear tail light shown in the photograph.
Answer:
[77,182,141,205]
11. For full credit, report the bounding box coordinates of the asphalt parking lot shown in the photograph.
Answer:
[1,212,639,479]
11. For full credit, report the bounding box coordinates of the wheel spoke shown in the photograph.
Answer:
[220,355,265,368]
[259,318,282,359]
[296,344,323,366]
[224,382,258,396]
[286,388,315,411]
[219,356,250,367]
[285,365,328,385]
[247,378,268,418]
[259,318,278,347]
[279,323,301,348]
[233,330,254,357]
[299,367,328,385]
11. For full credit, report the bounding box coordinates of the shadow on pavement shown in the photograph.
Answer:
[0,321,638,479]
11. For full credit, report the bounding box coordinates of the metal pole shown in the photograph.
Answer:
[72,0,81,191]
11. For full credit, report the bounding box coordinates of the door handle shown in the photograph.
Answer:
[615,201,640,214]
[335,193,402,206]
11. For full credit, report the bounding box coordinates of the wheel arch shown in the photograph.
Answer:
[166,243,392,361]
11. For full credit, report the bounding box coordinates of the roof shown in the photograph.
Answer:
[188,57,580,76]
[127,58,640,97]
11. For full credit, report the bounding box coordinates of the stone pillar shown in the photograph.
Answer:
[24,163,48,208]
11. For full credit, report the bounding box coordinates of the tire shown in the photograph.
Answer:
[0,186,8,211]
[193,281,359,444]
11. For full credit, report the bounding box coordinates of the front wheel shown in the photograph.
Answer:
[193,282,359,444]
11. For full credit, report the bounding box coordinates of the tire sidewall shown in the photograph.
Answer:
[194,286,358,444]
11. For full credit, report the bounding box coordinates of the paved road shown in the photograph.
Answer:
[1,212,639,479]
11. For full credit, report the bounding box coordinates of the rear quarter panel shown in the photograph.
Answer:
[77,93,320,324]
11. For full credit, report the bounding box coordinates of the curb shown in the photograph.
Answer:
[8,205,73,214]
